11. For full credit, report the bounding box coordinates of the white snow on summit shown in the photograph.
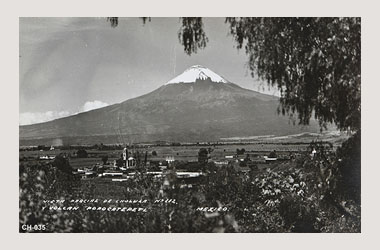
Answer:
[166,65,228,84]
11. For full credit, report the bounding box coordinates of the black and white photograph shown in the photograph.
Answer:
[18,16,361,233]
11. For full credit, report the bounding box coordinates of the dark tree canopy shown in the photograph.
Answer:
[226,17,361,132]
[101,155,108,165]
[106,17,361,132]
[76,148,88,158]
[52,155,73,174]
[107,17,208,55]
[236,148,246,155]
[107,17,150,28]
[107,17,118,28]
[198,148,209,164]
[178,17,208,55]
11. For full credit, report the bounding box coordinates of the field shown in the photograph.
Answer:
[20,139,334,169]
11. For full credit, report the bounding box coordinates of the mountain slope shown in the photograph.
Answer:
[19,66,320,145]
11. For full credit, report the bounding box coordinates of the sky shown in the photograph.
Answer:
[19,17,279,125]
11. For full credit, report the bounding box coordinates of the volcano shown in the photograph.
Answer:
[19,65,320,146]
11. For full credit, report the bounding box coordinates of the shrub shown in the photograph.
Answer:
[336,131,361,203]
[101,155,108,165]
[76,149,88,158]
[198,148,209,164]
[236,148,245,155]
[52,155,73,175]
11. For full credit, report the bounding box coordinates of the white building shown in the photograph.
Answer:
[165,156,175,163]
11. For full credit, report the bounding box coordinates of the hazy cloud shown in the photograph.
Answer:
[19,110,71,125]
[19,100,109,125]
[81,100,109,112]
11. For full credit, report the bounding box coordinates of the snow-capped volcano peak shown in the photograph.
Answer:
[166,65,228,84]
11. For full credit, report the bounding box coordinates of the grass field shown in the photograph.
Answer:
[19,135,342,171]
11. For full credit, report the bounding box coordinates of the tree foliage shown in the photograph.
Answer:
[198,148,209,164]
[76,149,88,158]
[178,17,208,55]
[226,17,360,131]
[336,130,361,202]
[107,17,118,28]
[52,155,73,175]
[101,155,108,165]
[107,17,208,56]
[107,17,151,28]
[236,148,246,155]
[115,157,124,168]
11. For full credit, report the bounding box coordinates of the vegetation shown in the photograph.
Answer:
[268,150,278,158]
[101,155,108,165]
[198,148,209,164]
[226,18,360,132]
[19,141,360,232]
[335,131,361,203]
[236,148,245,155]
[52,155,73,175]
[115,158,124,168]
[76,149,88,158]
